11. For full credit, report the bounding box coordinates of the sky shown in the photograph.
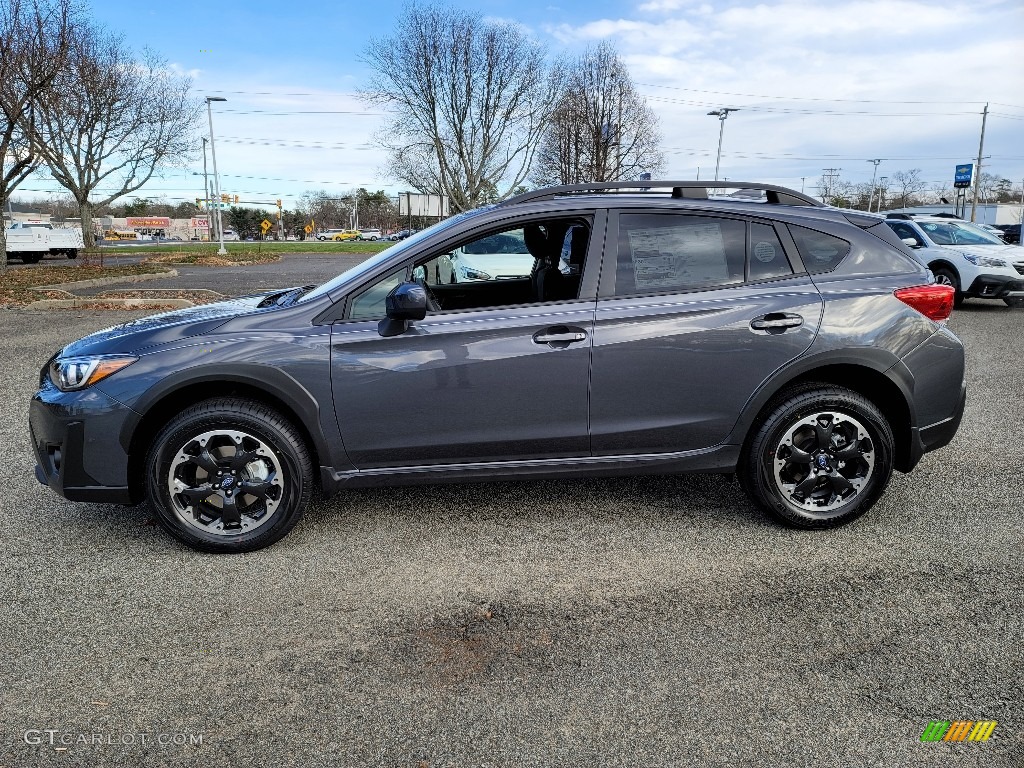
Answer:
[21,0,1024,209]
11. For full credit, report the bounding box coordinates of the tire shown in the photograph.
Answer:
[739,384,894,529]
[931,266,963,307]
[145,398,313,553]
[19,253,42,264]
[66,250,78,260]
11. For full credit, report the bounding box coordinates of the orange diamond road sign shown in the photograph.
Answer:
[260,219,272,233]
[304,225,312,234]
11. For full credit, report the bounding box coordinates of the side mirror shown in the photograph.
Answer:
[901,237,922,248]
[379,282,426,337]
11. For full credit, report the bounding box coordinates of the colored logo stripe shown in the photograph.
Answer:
[920,720,997,742]
[968,721,997,742]
[921,721,950,742]
[944,721,974,741]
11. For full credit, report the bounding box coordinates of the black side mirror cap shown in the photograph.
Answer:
[385,282,427,321]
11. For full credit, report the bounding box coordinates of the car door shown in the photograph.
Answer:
[328,213,603,470]
[589,210,823,456]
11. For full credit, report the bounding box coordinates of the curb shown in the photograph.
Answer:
[24,297,195,309]
[31,268,178,292]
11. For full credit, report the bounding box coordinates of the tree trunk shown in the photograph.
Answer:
[78,198,96,248]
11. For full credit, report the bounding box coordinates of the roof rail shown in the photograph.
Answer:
[498,180,824,208]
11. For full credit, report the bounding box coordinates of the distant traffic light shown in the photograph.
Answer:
[276,199,282,208]
[233,195,239,203]
[195,198,201,207]
[220,193,229,203]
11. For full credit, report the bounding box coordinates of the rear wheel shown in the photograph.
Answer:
[19,253,42,264]
[739,385,894,529]
[145,398,313,553]
[931,266,963,307]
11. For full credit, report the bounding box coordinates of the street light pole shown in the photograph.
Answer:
[866,159,882,212]
[707,108,739,182]
[206,96,227,255]
[201,137,212,243]
[877,177,888,213]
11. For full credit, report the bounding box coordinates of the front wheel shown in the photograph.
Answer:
[146,398,313,553]
[739,385,894,529]
[931,267,963,307]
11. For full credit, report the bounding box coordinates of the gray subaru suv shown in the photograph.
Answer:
[31,182,966,552]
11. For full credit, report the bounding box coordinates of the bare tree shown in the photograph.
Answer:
[363,4,560,212]
[30,23,200,247]
[889,168,926,210]
[533,42,663,187]
[0,0,74,269]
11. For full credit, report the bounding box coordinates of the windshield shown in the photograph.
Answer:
[918,221,1004,246]
[298,207,489,303]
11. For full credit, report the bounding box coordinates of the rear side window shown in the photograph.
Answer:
[787,225,851,274]
[748,223,793,281]
[615,214,745,296]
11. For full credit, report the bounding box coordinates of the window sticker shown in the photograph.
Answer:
[753,240,777,263]
[626,223,730,289]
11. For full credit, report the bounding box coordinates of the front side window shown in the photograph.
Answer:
[614,214,746,296]
[344,217,591,320]
[348,266,406,321]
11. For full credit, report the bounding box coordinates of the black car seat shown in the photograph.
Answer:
[531,222,569,302]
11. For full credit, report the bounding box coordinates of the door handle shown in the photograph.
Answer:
[750,313,804,332]
[533,325,588,346]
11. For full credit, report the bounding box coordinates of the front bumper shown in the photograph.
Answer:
[965,273,1024,300]
[30,382,139,505]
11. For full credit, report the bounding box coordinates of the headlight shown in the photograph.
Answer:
[48,355,137,391]
[962,253,1008,268]
[461,267,491,280]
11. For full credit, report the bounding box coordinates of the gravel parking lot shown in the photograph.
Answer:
[1,303,1021,767]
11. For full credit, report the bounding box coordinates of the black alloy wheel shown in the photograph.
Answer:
[740,385,894,528]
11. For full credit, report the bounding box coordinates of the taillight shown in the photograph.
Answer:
[894,284,955,322]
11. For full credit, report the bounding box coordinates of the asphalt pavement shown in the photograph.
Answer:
[0,302,1021,767]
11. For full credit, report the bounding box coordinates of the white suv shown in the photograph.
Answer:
[884,216,1024,307]
[357,228,382,241]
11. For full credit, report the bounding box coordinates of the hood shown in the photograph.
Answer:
[59,293,281,357]
[946,243,1024,262]
[458,252,535,279]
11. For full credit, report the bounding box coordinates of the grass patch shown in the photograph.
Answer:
[142,251,280,266]
[104,241,392,256]
[0,263,170,306]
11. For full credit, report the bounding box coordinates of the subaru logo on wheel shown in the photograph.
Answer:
[817,455,829,468]
[219,475,234,490]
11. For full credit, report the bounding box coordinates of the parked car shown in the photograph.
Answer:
[389,228,419,241]
[883,215,1024,307]
[317,229,359,241]
[30,181,965,553]
[221,229,240,242]
[357,228,382,241]
[994,224,1021,245]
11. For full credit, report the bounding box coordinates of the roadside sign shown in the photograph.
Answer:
[260,219,272,234]
[304,225,312,234]
[954,164,974,188]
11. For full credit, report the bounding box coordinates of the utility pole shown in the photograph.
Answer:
[877,177,888,212]
[821,168,841,204]
[866,159,882,212]
[205,96,228,255]
[801,177,806,194]
[970,103,988,223]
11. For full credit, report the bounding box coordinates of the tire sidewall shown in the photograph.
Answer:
[146,403,310,552]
